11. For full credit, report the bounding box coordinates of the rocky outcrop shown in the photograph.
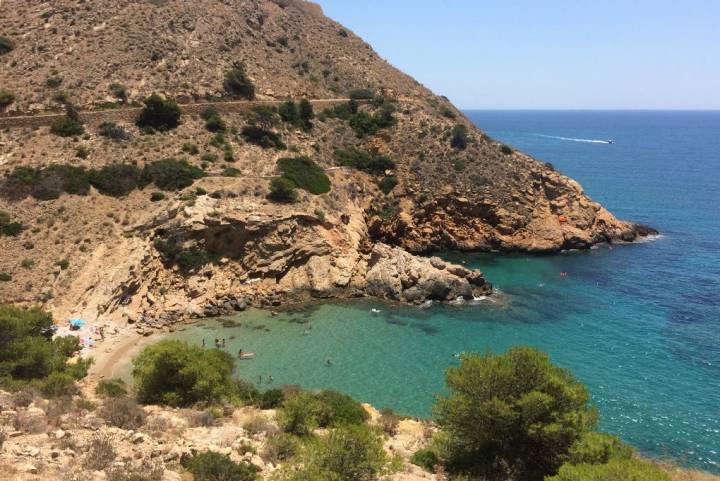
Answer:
[364,244,490,302]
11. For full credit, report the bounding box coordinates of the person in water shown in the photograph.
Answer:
[222,338,226,348]
[326,358,332,366]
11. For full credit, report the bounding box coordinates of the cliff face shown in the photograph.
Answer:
[0,0,654,323]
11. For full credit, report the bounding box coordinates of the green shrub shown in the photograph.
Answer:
[108,83,127,102]
[433,347,597,481]
[154,238,215,274]
[222,167,241,177]
[0,305,91,394]
[95,378,128,398]
[202,152,219,163]
[315,390,369,427]
[46,76,63,88]
[136,94,181,131]
[249,104,279,129]
[277,156,330,195]
[335,148,395,175]
[546,458,671,481]
[260,388,284,409]
[98,121,130,141]
[0,90,15,108]
[224,65,256,99]
[263,433,299,463]
[0,211,23,236]
[276,424,397,481]
[223,144,235,162]
[21,259,34,269]
[182,143,200,155]
[410,448,439,473]
[378,175,398,194]
[241,125,286,150]
[132,340,237,407]
[440,106,456,119]
[4,165,90,200]
[268,177,298,203]
[0,36,15,55]
[0,272,11,282]
[183,451,258,481]
[50,110,84,137]
[88,164,143,197]
[349,88,374,100]
[141,158,205,191]
[53,90,69,104]
[55,259,69,270]
[205,113,227,133]
[568,432,634,465]
[150,191,165,202]
[501,144,514,155]
[450,124,469,150]
[98,396,146,429]
[279,99,314,131]
[277,392,324,436]
[75,146,90,159]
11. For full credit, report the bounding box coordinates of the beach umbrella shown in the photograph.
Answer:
[70,319,86,328]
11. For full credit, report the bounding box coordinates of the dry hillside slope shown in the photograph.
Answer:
[0,0,655,325]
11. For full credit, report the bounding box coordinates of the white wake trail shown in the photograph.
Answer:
[536,134,611,144]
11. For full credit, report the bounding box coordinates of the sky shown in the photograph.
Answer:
[313,0,720,110]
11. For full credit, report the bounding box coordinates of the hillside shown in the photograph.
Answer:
[0,0,655,325]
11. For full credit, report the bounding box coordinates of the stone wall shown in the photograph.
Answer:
[0,99,349,130]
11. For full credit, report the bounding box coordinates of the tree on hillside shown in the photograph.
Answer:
[136,94,181,131]
[224,63,256,99]
[433,347,597,481]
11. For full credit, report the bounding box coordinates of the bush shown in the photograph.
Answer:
[276,424,397,481]
[50,116,84,137]
[314,390,369,427]
[378,408,401,435]
[141,158,205,191]
[3,165,90,200]
[154,238,215,274]
[0,211,23,236]
[222,167,241,177]
[568,432,634,465]
[183,451,258,481]
[0,89,14,108]
[260,388,284,409]
[205,113,227,133]
[0,36,15,55]
[249,104,279,129]
[349,88,374,100]
[267,177,298,203]
[182,143,200,155]
[99,397,146,429]
[279,100,313,131]
[150,191,165,202]
[84,436,116,471]
[0,272,11,282]
[136,94,181,131]
[546,458,671,481]
[224,65,256,99]
[450,124,469,150]
[75,146,90,159]
[378,175,398,194]
[88,164,143,197]
[95,378,128,398]
[241,125,286,150]
[109,83,127,102]
[277,392,323,436]
[335,148,395,175]
[277,156,331,195]
[263,433,299,463]
[132,340,237,407]
[433,347,597,481]
[98,121,130,141]
[501,144,514,155]
[46,76,63,88]
[440,106,456,119]
[55,259,69,270]
[411,448,440,473]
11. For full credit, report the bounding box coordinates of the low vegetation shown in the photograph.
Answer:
[277,390,369,436]
[0,36,15,55]
[140,158,205,191]
[349,88,375,100]
[154,238,216,274]
[201,106,227,133]
[136,94,181,131]
[98,121,131,141]
[277,156,331,195]
[50,104,84,138]
[334,147,395,175]
[224,64,256,99]
[241,125,286,149]
[182,451,258,481]
[0,210,23,236]
[378,175,398,195]
[0,305,91,396]
[108,83,128,102]
[267,177,298,203]
[278,99,314,131]
[0,89,15,108]
[450,124,470,150]
[323,100,396,137]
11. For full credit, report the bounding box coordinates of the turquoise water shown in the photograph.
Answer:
[156,112,720,472]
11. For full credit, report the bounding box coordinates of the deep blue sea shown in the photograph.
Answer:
[157,111,720,472]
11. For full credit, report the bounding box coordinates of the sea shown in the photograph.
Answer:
[149,111,720,472]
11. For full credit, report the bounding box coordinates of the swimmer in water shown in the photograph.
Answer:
[326,358,332,366]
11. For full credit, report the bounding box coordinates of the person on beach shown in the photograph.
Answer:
[202,339,206,347]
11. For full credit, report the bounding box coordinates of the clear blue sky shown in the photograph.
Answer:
[314,0,719,110]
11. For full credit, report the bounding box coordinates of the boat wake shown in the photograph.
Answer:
[536,134,613,144]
